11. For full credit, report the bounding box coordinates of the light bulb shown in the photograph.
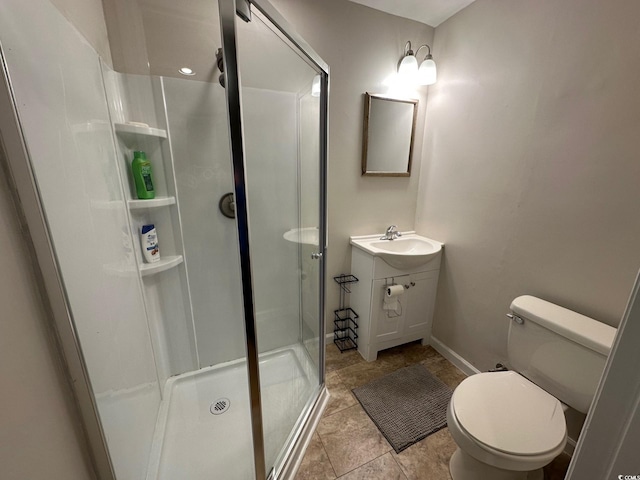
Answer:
[398,55,419,83]
[418,58,437,85]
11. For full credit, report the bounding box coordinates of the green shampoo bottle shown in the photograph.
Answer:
[131,151,155,199]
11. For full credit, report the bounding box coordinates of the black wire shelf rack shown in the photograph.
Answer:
[333,274,359,353]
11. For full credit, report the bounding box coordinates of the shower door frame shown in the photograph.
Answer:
[218,0,329,478]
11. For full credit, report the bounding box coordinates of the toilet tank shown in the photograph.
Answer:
[507,295,617,413]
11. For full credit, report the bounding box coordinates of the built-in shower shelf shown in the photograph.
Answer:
[114,122,167,139]
[140,255,183,277]
[128,196,176,209]
[104,255,183,277]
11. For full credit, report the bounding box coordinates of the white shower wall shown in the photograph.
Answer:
[242,87,301,353]
[298,92,321,342]
[163,78,303,366]
[101,68,199,381]
[163,77,246,366]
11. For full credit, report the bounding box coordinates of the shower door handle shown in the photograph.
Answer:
[311,252,323,260]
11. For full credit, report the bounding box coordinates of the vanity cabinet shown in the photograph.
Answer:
[350,246,441,361]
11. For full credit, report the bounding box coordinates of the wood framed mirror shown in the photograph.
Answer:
[361,93,418,177]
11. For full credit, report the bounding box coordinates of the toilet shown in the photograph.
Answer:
[447,295,617,480]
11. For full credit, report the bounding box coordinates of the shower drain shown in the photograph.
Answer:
[210,397,231,415]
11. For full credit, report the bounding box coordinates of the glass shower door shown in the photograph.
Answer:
[220,0,327,477]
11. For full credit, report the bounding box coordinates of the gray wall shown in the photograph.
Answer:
[271,0,434,332]
[0,147,93,479]
[416,0,640,370]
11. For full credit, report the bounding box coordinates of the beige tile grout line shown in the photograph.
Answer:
[332,451,409,479]
[315,429,338,479]
[390,451,411,480]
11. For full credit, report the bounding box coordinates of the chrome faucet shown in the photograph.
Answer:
[380,225,402,240]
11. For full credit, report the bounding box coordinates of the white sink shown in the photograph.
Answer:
[283,227,319,246]
[350,232,443,269]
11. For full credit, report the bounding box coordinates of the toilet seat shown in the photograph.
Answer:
[450,371,566,456]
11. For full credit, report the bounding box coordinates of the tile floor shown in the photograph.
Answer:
[295,341,571,480]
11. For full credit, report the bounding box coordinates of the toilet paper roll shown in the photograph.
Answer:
[383,284,403,312]
[386,284,404,297]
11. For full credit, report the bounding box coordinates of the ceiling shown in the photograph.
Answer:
[346,0,476,27]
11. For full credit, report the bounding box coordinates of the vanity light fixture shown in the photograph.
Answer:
[179,67,196,76]
[416,45,437,85]
[398,41,419,83]
[397,41,437,86]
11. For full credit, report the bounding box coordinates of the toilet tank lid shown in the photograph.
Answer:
[511,296,617,356]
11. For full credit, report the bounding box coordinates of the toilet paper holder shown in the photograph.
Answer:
[385,278,416,290]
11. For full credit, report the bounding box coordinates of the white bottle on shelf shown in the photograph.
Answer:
[140,224,160,263]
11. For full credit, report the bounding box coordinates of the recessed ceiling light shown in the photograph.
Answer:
[179,67,195,76]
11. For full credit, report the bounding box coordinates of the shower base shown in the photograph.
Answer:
[145,344,319,480]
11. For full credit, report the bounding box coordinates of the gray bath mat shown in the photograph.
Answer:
[352,364,452,453]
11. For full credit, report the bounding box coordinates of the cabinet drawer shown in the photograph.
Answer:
[372,255,441,280]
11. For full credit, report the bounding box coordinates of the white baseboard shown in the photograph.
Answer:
[326,332,482,378]
[565,437,576,456]
[429,336,481,376]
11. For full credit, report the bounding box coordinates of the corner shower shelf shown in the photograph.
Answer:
[128,196,176,209]
[104,255,184,277]
[114,122,167,138]
[333,274,359,353]
[140,255,183,277]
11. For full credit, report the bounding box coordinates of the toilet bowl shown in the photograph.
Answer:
[447,371,566,480]
[446,295,617,480]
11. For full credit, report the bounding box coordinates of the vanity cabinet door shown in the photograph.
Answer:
[404,270,439,337]
[371,276,408,343]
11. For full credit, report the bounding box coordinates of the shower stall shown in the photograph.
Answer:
[0,0,328,478]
